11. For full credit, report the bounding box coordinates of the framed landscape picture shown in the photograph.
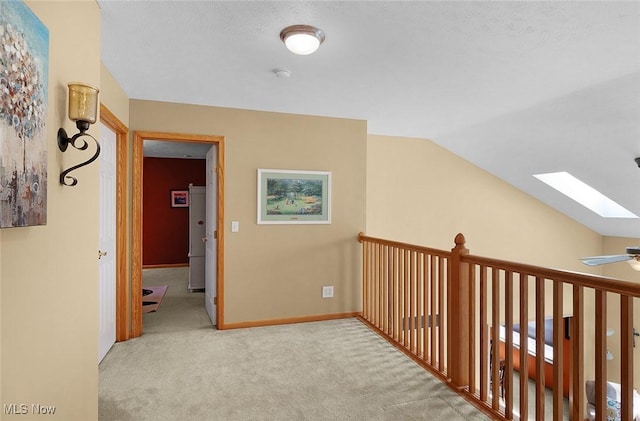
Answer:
[257,169,331,224]
[170,190,189,208]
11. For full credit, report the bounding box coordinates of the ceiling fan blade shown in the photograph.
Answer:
[580,254,633,266]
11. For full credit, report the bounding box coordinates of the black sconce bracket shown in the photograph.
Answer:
[58,120,101,186]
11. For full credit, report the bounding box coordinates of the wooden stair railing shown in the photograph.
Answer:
[358,232,640,421]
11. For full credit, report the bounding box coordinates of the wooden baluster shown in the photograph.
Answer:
[594,290,606,421]
[535,277,546,421]
[422,253,428,362]
[620,295,633,421]
[387,246,392,337]
[519,272,529,420]
[552,280,564,421]
[571,285,584,421]
[378,242,383,329]
[479,265,488,402]
[468,263,476,395]
[409,249,414,352]
[382,243,387,332]
[371,241,376,326]
[438,256,444,372]
[430,255,436,366]
[505,270,513,419]
[417,252,424,360]
[389,246,395,338]
[363,240,369,321]
[491,267,500,410]
[393,246,399,342]
[403,249,408,347]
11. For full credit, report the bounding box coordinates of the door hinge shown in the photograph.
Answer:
[214,230,218,239]
[214,296,218,305]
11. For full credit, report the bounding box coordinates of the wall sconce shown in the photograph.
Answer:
[58,82,100,186]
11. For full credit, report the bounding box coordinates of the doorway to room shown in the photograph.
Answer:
[131,131,225,337]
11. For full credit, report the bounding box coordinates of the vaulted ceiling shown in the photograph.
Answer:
[99,1,640,237]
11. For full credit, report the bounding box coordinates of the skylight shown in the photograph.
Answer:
[534,171,638,218]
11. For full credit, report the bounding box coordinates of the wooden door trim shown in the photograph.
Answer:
[99,104,130,341]
[132,131,225,337]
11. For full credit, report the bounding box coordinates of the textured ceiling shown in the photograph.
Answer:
[99,1,640,237]
[143,140,212,159]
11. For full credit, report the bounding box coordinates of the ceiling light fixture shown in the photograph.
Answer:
[279,25,325,55]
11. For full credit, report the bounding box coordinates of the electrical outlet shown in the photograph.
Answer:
[322,285,334,298]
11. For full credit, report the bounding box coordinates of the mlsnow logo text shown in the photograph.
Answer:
[3,403,56,415]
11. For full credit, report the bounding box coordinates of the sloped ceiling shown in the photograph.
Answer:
[99,1,640,237]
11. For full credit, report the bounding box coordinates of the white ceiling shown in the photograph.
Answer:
[99,1,640,237]
[143,140,211,159]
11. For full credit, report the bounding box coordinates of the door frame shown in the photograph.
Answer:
[99,105,129,342]
[131,131,225,336]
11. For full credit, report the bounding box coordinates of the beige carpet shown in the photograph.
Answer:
[99,268,490,421]
[141,267,211,334]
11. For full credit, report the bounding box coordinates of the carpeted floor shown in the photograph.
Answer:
[141,267,211,334]
[99,268,490,421]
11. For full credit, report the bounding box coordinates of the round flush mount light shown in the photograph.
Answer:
[279,25,325,55]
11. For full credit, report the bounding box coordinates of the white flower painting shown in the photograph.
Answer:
[0,1,48,228]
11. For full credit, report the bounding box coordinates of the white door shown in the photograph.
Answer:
[98,122,117,363]
[205,146,217,325]
[188,185,206,290]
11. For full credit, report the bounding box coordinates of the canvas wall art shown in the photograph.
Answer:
[257,169,331,224]
[0,1,48,228]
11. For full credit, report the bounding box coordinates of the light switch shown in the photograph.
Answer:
[231,221,239,232]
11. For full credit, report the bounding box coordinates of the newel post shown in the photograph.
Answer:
[448,233,470,389]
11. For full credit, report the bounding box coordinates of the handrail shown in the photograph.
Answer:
[464,254,640,297]
[358,232,450,257]
[359,232,639,290]
[358,232,637,421]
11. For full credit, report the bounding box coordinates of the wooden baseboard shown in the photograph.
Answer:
[143,263,189,269]
[221,312,362,330]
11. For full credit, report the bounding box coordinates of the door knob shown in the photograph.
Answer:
[98,250,108,260]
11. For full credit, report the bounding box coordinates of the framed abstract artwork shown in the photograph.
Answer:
[0,1,49,228]
[257,169,331,224]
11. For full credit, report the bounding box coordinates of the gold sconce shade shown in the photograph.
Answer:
[67,82,99,124]
[58,82,101,186]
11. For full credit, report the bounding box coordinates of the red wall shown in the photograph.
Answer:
[143,157,206,266]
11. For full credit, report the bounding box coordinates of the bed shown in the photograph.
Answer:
[496,316,572,397]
